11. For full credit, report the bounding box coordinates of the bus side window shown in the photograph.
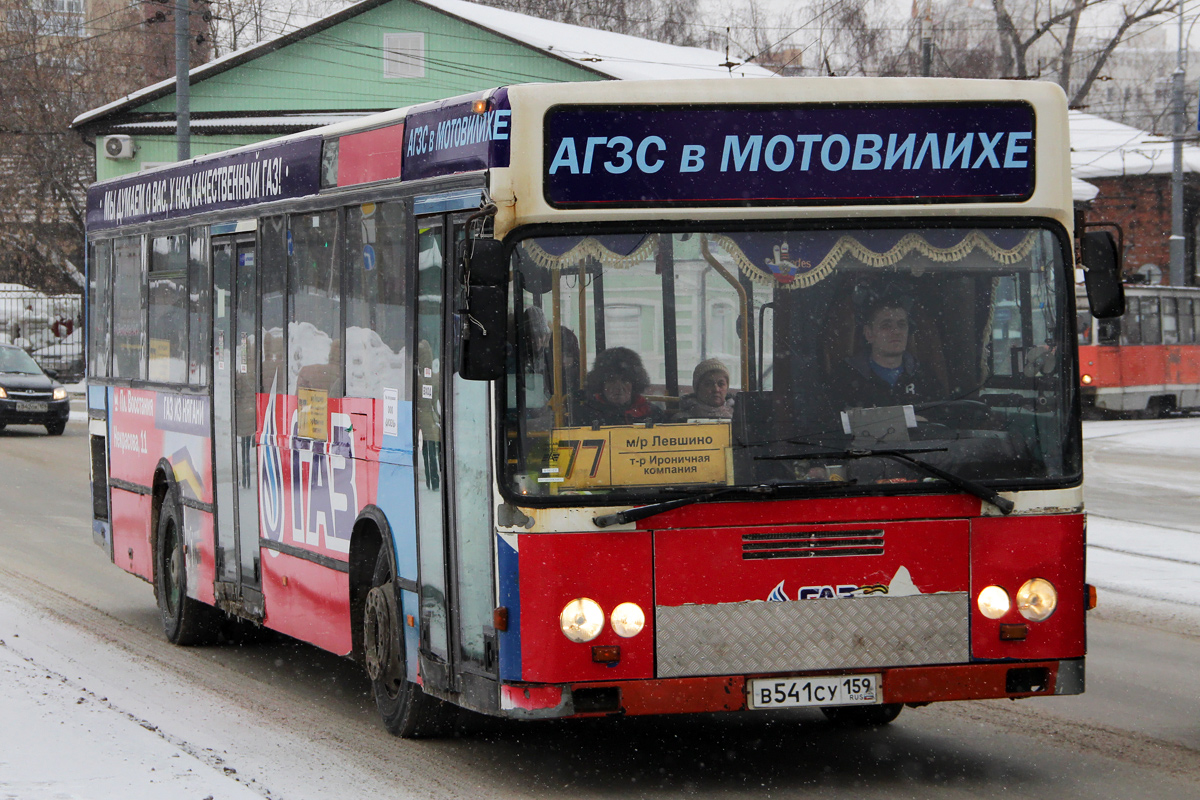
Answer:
[1182,299,1195,344]
[148,233,189,384]
[289,210,343,400]
[1141,297,1161,345]
[1120,297,1141,345]
[1162,297,1179,344]
[1076,307,1093,346]
[345,202,407,401]
[1098,317,1120,345]
[111,235,145,380]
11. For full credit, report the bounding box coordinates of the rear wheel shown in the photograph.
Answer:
[155,498,221,645]
[364,547,454,738]
[820,703,903,727]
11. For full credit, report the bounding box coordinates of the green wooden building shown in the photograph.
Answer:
[73,0,771,179]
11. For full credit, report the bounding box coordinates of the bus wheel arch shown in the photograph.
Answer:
[352,508,451,738]
[151,461,219,645]
[348,508,388,664]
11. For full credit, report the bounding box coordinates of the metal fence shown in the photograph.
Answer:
[0,291,84,381]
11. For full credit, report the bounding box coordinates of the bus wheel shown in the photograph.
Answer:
[154,498,220,646]
[364,548,451,738]
[820,703,903,727]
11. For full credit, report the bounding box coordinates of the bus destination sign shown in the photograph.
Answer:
[543,103,1036,207]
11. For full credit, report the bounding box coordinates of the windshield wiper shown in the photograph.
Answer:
[592,480,852,528]
[759,446,1015,515]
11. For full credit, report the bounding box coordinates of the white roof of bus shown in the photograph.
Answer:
[1069,109,1200,179]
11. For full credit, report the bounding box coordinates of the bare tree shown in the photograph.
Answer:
[989,0,1179,106]
[0,0,176,291]
[475,0,706,47]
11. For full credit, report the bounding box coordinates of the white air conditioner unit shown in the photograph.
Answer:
[103,135,136,160]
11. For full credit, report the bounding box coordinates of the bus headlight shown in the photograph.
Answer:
[1081,374,1093,385]
[977,585,1011,619]
[560,598,604,643]
[1016,578,1057,621]
[610,602,645,638]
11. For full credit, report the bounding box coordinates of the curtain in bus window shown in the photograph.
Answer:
[260,216,287,394]
[148,234,189,383]
[111,235,144,380]
[188,229,211,386]
[712,229,1039,290]
[288,211,342,403]
[88,240,111,378]
[345,202,407,400]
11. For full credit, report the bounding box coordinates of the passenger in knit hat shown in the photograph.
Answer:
[673,358,735,421]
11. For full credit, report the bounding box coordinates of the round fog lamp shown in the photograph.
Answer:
[610,602,645,638]
[560,597,604,643]
[977,585,1011,620]
[1017,578,1058,621]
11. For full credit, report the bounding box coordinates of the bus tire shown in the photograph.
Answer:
[820,703,903,727]
[154,497,220,646]
[364,547,452,738]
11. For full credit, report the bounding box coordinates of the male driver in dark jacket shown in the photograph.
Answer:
[827,298,942,411]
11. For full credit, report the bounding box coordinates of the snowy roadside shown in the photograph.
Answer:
[0,596,265,800]
[1081,419,1200,637]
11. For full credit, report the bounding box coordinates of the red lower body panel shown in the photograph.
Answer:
[260,548,352,655]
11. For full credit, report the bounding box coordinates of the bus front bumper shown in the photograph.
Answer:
[498,658,1084,719]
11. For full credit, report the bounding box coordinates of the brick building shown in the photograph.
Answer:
[1070,110,1200,285]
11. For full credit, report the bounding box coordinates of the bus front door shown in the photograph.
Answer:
[212,234,264,618]
[414,207,497,699]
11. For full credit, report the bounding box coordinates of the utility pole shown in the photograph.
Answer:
[920,0,933,77]
[176,0,190,161]
[1171,4,1187,286]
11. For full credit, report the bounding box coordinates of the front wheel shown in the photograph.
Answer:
[364,547,454,738]
[155,497,221,645]
[820,703,903,727]
[45,420,66,436]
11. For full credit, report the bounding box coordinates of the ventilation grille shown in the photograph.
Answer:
[742,529,884,559]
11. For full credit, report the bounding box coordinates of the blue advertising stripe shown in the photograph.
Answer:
[543,102,1036,207]
[86,137,322,232]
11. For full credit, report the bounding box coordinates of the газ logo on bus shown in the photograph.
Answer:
[286,410,357,555]
[766,567,920,600]
[259,386,285,542]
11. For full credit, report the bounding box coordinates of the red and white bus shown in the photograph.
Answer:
[86,77,1109,736]
[1077,282,1200,416]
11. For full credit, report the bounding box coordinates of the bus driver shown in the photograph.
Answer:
[827,296,941,412]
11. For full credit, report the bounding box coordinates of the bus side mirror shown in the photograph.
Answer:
[457,238,508,381]
[1082,230,1125,319]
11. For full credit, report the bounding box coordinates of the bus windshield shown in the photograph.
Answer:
[502,225,1077,503]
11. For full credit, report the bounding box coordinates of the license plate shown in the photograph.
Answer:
[15,401,48,412]
[748,674,881,709]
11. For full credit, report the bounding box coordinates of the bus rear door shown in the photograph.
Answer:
[212,230,264,618]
